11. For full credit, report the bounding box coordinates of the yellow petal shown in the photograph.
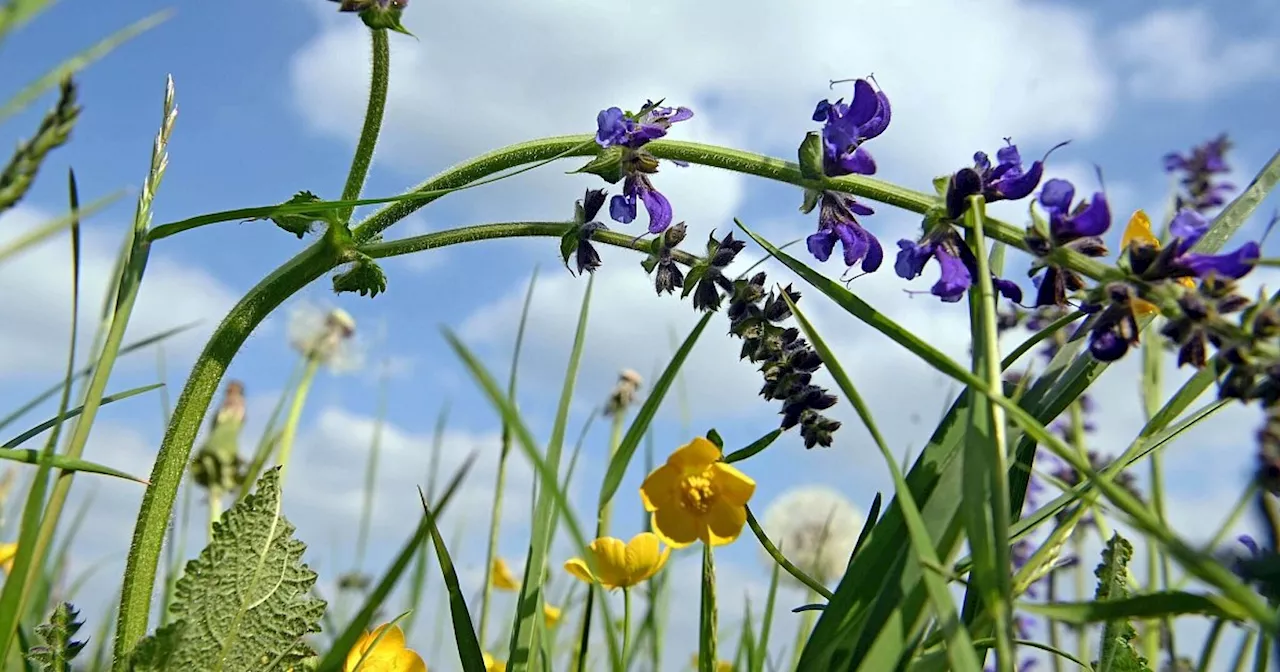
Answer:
[344,631,375,672]
[491,557,520,591]
[718,662,734,672]
[639,464,681,513]
[564,558,595,585]
[394,648,428,672]
[636,544,670,583]
[624,533,662,583]
[372,624,407,651]
[483,652,507,672]
[544,603,562,627]
[1122,210,1160,251]
[652,507,700,549]
[666,437,722,473]
[703,500,747,547]
[0,542,17,575]
[1178,277,1197,289]
[1131,297,1159,317]
[589,536,630,589]
[710,463,756,506]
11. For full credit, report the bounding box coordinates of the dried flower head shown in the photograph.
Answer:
[760,485,863,586]
[288,302,362,371]
[604,369,644,417]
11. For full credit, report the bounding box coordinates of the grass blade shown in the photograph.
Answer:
[2,384,164,449]
[416,486,486,672]
[697,544,718,672]
[1195,149,1280,254]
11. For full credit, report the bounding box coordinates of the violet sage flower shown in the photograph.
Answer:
[1164,134,1235,214]
[592,101,692,235]
[328,0,410,33]
[894,228,1022,303]
[802,78,891,273]
[1025,178,1111,307]
[1161,209,1260,280]
[945,140,1059,220]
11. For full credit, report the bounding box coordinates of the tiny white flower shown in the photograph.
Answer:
[761,485,863,588]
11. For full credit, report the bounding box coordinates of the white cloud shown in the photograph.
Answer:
[1114,7,1280,102]
[0,206,238,377]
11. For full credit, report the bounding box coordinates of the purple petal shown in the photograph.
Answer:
[996,143,1022,169]
[836,223,869,267]
[1162,153,1186,173]
[1065,193,1110,238]
[1038,178,1076,214]
[595,108,629,148]
[862,231,884,272]
[1239,535,1260,556]
[640,186,673,234]
[1089,330,1128,361]
[845,79,880,127]
[973,151,992,173]
[932,248,972,302]
[609,193,636,224]
[1180,241,1260,279]
[993,276,1023,303]
[836,146,878,176]
[860,91,892,140]
[848,199,875,216]
[807,229,836,262]
[629,124,669,146]
[812,99,837,122]
[894,239,931,280]
[1169,210,1209,246]
[993,161,1044,200]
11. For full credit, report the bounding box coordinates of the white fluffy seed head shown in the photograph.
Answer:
[761,485,864,588]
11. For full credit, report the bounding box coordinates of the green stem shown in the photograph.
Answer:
[788,587,817,672]
[355,372,388,569]
[621,587,632,668]
[337,29,389,225]
[596,412,625,539]
[277,356,322,485]
[112,243,334,668]
[207,486,222,540]
[477,427,510,646]
[1046,573,1062,672]
[1072,533,1089,664]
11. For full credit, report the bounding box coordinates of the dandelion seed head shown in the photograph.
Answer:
[761,485,863,587]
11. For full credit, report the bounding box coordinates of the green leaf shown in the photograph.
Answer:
[797,132,825,180]
[26,602,86,671]
[705,428,724,449]
[1020,592,1249,624]
[331,252,388,298]
[1092,534,1150,672]
[128,468,325,671]
[570,146,625,184]
[722,429,782,464]
[1194,149,1280,254]
[416,487,487,672]
[251,191,334,239]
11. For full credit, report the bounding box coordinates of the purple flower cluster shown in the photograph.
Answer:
[945,140,1058,220]
[804,78,891,274]
[594,100,693,235]
[1164,134,1235,214]
[1026,178,1112,308]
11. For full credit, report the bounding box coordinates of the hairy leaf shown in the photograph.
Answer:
[27,602,86,671]
[128,468,325,671]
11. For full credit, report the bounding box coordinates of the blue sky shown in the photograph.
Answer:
[3,0,1280,669]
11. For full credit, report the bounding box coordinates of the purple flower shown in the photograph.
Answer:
[807,193,884,273]
[1025,178,1111,307]
[1163,209,1260,280]
[1164,134,1235,214]
[812,78,891,177]
[946,140,1059,219]
[894,229,1023,303]
[592,100,693,235]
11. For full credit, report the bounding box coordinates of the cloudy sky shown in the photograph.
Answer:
[2,0,1279,669]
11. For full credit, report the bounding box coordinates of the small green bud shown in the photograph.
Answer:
[570,146,626,184]
[798,188,822,215]
[797,132,825,180]
[255,190,338,239]
[932,175,950,198]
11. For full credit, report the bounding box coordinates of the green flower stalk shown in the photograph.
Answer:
[277,306,358,484]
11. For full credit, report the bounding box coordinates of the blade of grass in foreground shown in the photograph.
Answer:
[443,330,623,665]
[2,384,163,449]
[780,291,984,672]
[315,452,477,672]
[416,487,487,672]
[0,170,85,660]
[504,274,593,672]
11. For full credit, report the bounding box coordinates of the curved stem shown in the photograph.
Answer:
[276,356,322,486]
[338,29,390,225]
[112,243,334,668]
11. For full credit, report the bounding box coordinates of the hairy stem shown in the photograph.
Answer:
[337,29,390,225]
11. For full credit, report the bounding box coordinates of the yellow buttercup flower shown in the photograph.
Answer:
[490,557,520,591]
[564,533,670,590]
[483,652,507,672]
[544,603,562,628]
[1121,210,1197,317]
[0,543,17,574]
[344,623,426,672]
[640,437,756,548]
